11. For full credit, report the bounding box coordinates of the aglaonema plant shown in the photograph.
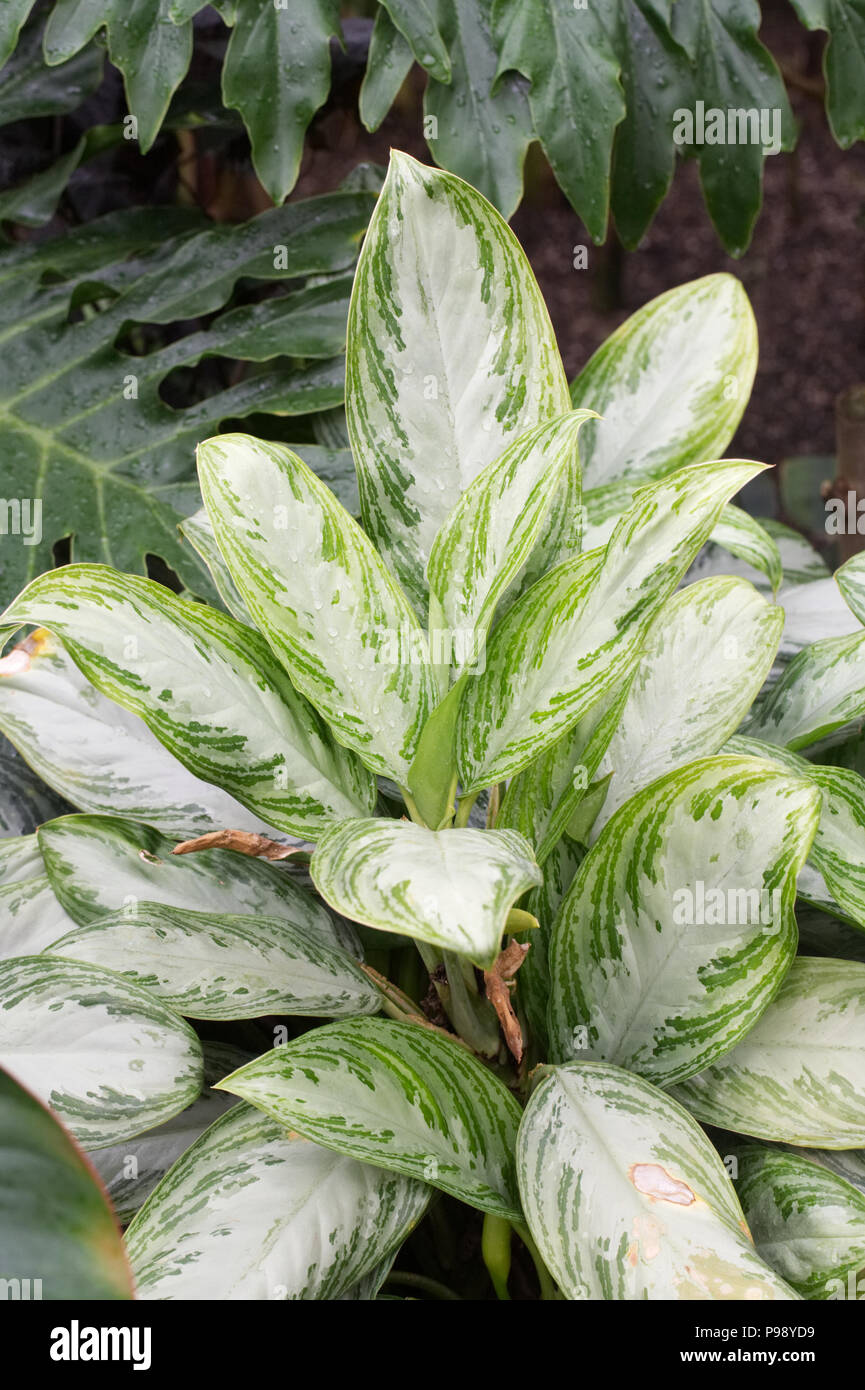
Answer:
[2,150,865,1302]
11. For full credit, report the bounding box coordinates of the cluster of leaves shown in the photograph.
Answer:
[2,2,865,256]
[2,152,865,1301]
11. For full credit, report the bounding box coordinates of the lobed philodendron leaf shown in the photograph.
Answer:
[590,578,785,836]
[0,1067,134,1300]
[730,1141,865,1299]
[0,629,296,840]
[218,1017,523,1220]
[547,756,820,1087]
[569,275,758,489]
[37,813,359,956]
[126,1101,430,1300]
[310,818,541,969]
[197,434,435,787]
[0,956,202,1149]
[517,1062,797,1300]
[457,459,765,790]
[345,151,570,615]
[744,629,865,751]
[427,411,596,677]
[0,564,375,839]
[672,958,865,1147]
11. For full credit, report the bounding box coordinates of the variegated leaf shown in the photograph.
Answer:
[709,506,782,595]
[591,578,784,836]
[46,901,379,1021]
[547,756,819,1087]
[775,578,860,663]
[37,813,358,955]
[517,1061,797,1300]
[569,274,757,489]
[89,1042,248,1224]
[518,835,585,1055]
[0,629,294,839]
[672,958,865,1147]
[126,1101,430,1300]
[0,565,375,838]
[197,434,435,786]
[427,411,596,675]
[310,818,541,969]
[0,871,77,960]
[0,956,203,1149]
[178,507,252,624]
[744,629,865,751]
[218,1017,523,1220]
[345,150,570,613]
[457,460,764,790]
[1,1067,134,1300]
[731,1141,865,1299]
[836,551,865,625]
[0,834,42,885]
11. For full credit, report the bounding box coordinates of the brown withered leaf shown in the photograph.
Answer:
[484,940,530,1064]
[172,829,302,860]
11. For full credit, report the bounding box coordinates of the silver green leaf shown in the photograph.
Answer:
[125,1101,429,1300]
[744,628,865,751]
[217,1017,523,1220]
[197,434,435,786]
[548,756,819,1087]
[310,818,540,969]
[178,508,252,625]
[517,1061,797,1300]
[0,564,375,838]
[345,150,570,614]
[0,955,202,1149]
[672,958,865,1147]
[836,551,865,624]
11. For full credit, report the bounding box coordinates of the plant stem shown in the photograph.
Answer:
[482,1213,512,1300]
[514,1222,559,1300]
[454,790,479,827]
[400,788,428,827]
[384,1271,462,1301]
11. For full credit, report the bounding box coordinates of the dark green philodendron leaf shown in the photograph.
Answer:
[569,274,758,489]
[547,756,820,1087]
[0,192,373,610]
[345,151,570,616]
[590,577,784,835]
[379,0,451,80]
[37,813,359,953]
[0,629,298,838]
[672,958,865,1147]
[670,0,795,255]
[0,138,86,229]
[0,955,203,1149]
[126,1101,430,1300]
[197,434,436,787]
[218,1017,524,1220]
[0,1067,133,1299]
[730,1141,865,1299]
[743,629,865,751]
[221,0,341,205]
[43,0,193,152]
[517,1062,798,1300]
[608,1,693,248]
[492,0,625,241]
[0,17,102,126]
[47,901,380,1021]
[310,818,541,969]
[790,0,865,148]
[457,459,764,791]
[0,566,375,838]
[0,0,37,68]
[424,0,533,220]
[359,7,414,132]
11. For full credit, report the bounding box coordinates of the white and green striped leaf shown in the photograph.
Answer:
[0,956,203,1149]
[46,901,380,1021]
[0,565,375,838]
[178,507,252,624]
[548,756,819,1087]
[731,1142,865,1299]
[591,578,784,836]
[126,1101,429,1301]
[0,629,294,839]
[310,818,540,970]
[457,460,764,790]
[517,1062,796,1300]
[345,150,570,613]
[744,629,865,751]
[836,551,865,625]
[0,870,76,960]
[0,834,42,886]
[218,1017,523,1220]
[672,958,865,1147]
[197,434,435,786]
[775,578,860,662]
[426,411,595,675]
[709,506,783,596]
[37,813,358,955]
[569,274,758,489]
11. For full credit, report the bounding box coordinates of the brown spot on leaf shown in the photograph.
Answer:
[629,1163,696,1206]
